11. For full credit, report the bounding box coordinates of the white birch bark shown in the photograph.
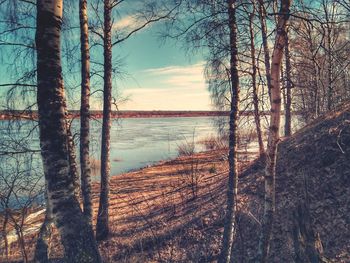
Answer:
[256,0,292,262]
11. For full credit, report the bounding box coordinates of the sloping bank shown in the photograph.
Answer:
[233,103,350,262]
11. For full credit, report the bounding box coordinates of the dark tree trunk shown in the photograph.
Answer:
[36,1,101,262]
[257,0,272,102]
[292,202,325,263]
[79,0,93,224]
[284,30,292,136]
[256,0,292,262]
[326,26,333,111]
[2,210,9,262]
[15,221,28,263]
[96,0,112,241]
[218,0,240,262]
[249,5,264,155]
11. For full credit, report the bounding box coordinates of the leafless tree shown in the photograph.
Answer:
[79,0,93,225]
[290,0,350,122]
[35,0,101,261]
[0,151,43,263]
[283,26,292,136]
[89,0,183,241]
[256,0,292,262]
[245,0,265,154]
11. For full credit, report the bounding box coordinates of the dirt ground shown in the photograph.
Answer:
[1,148,256,262]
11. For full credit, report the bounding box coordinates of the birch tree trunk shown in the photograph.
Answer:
[96,0,112,241]
[218,0,240,262]
[66,124,80,199]
[79,0,93,224]
[249,4,264,156]
[34,186,53,263]
[257,0,272,102]
[36,1,101,261]
[33,213,53,263]
[256,0,292,262]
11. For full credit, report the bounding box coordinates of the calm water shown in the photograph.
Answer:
[0,115,302,179]
[88,117,217,177]
[0,117,218,178]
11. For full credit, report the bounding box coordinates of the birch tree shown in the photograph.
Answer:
[95,0,113,241]
[33,186,53,263]
[246,0,264,155]
[35,0,101,261]
[218,0,240,262]
[256,0,292,262]
[257,0,273,102]
[79,0,93,225]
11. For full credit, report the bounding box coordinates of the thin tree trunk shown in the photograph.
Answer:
[79,0,93,224]
[257,0,272,102]
[218,0,240,262]
[249,4,264,155]
[256,0,291,262]
[326,26,333,111]
[15,225,28,263]
[36,1,101,262]
[2,210,9,262]
[284,30,292,136]
[96,0,112,241]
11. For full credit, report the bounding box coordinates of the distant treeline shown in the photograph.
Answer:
[0,110,283,120]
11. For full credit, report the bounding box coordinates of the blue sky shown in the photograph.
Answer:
[106,21,211,111]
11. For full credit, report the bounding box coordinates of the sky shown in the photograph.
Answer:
[0,1,213,112]
[106,21,212,111]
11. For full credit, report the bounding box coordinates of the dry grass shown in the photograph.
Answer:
[96,150,230,262]
[0,148,257,263]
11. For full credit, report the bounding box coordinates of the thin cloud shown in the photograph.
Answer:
[113,15,138,30]
[142,62,206,88]
[143,62,205,75]
[113,14,155,32]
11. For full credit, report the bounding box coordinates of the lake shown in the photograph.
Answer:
[0,114,303,179]
[88,117,218,178]
[0,117,219,179]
